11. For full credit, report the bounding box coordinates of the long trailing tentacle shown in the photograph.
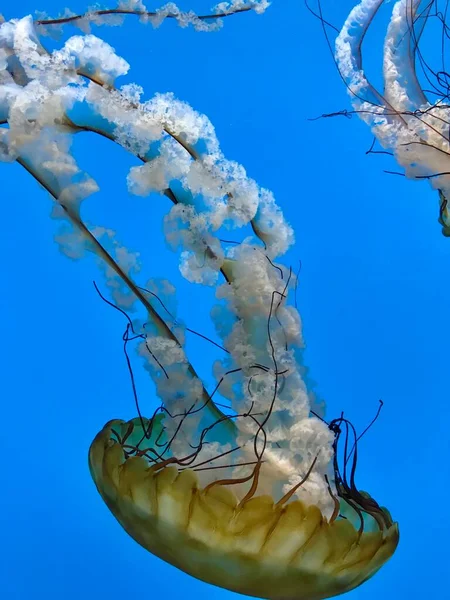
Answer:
[34,1,270,30]
[328,0,450,234]
[16,148,234,435]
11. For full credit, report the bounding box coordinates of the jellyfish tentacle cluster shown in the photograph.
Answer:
[335,0,450,234]
[1,4,398,599]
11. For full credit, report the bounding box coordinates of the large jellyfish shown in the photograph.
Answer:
[334,0,450,235]
[1,4,398,599]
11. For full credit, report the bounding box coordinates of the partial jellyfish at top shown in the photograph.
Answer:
[332,0,450,235]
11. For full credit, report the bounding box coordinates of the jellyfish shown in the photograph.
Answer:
[334,0,450,235]
[1,5,398,600]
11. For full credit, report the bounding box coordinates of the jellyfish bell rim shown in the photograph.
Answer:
[89,418,399,600]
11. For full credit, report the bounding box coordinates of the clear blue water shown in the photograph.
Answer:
[2,2,449,599]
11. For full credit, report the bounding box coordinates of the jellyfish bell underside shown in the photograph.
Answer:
[89,416,398,600]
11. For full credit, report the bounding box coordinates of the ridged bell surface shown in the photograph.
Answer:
[89,419,399,600]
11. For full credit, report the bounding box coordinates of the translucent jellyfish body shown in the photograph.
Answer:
[1,8,398,599]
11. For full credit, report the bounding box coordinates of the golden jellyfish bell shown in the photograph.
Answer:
[89,415,399,600]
